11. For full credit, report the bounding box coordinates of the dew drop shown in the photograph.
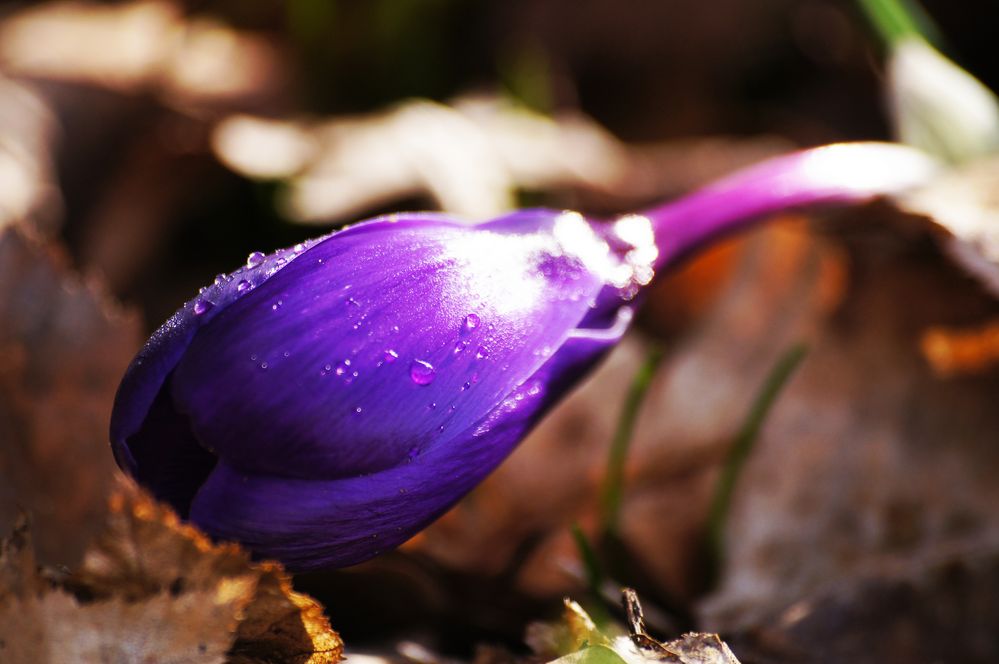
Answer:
[409,359,436,385]
[246,251,265,268]
[461,381,471,391]
[293,242,306,252]
[453,340,469,354]
[237,279,251,293]
[354,406,363,415]
[334,360,351,377]
[475,346,489,360]
[383,349,398,364]
[259,362,268,370]
[214,273,227,286]
[193,299,212,316]
[271,299,283,311]
[462,313,480,333]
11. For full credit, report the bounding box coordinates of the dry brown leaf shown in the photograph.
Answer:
[0,226,142,566]
[0,480,342,664]
[725,548,999,663]
[0,516,245,663]
[695,206,999,650]
[0,0,287,113]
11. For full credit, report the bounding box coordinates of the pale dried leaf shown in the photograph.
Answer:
[0,591,241,663]
[657,634,740,664]
[212,96,628,222]
[902,156,999,296]
[0,76,60,234]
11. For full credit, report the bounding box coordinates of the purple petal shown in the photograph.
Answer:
[109,239,315,471]
[168,210,615,481]
[188,311,631,569]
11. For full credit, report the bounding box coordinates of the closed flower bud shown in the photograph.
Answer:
[111,143,936,570]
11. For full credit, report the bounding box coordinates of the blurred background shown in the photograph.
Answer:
[2,1,999,662]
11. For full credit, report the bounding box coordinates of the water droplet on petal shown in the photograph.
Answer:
[453,340,469,354]
[260,361,268,370]
[462,313,480,332]
[214,273,227,285]
[246,251,265,268]
[354,406,363,415]
[271,299,283,311]
[475,346,489,360]
[334,360,351,377]
[383,349,398,363]
[193,300,213,315]
[409,359,436,385]
[237,279,251,293]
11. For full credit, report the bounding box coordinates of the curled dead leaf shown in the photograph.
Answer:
[0,479,342,664]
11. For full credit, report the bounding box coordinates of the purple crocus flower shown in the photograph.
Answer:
[111,143,936,570]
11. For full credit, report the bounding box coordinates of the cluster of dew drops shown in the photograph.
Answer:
[198,250,498,393]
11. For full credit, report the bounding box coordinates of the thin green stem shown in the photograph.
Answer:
[705,344,808,575]
[571,522,604,600]
[600,347,665,536]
